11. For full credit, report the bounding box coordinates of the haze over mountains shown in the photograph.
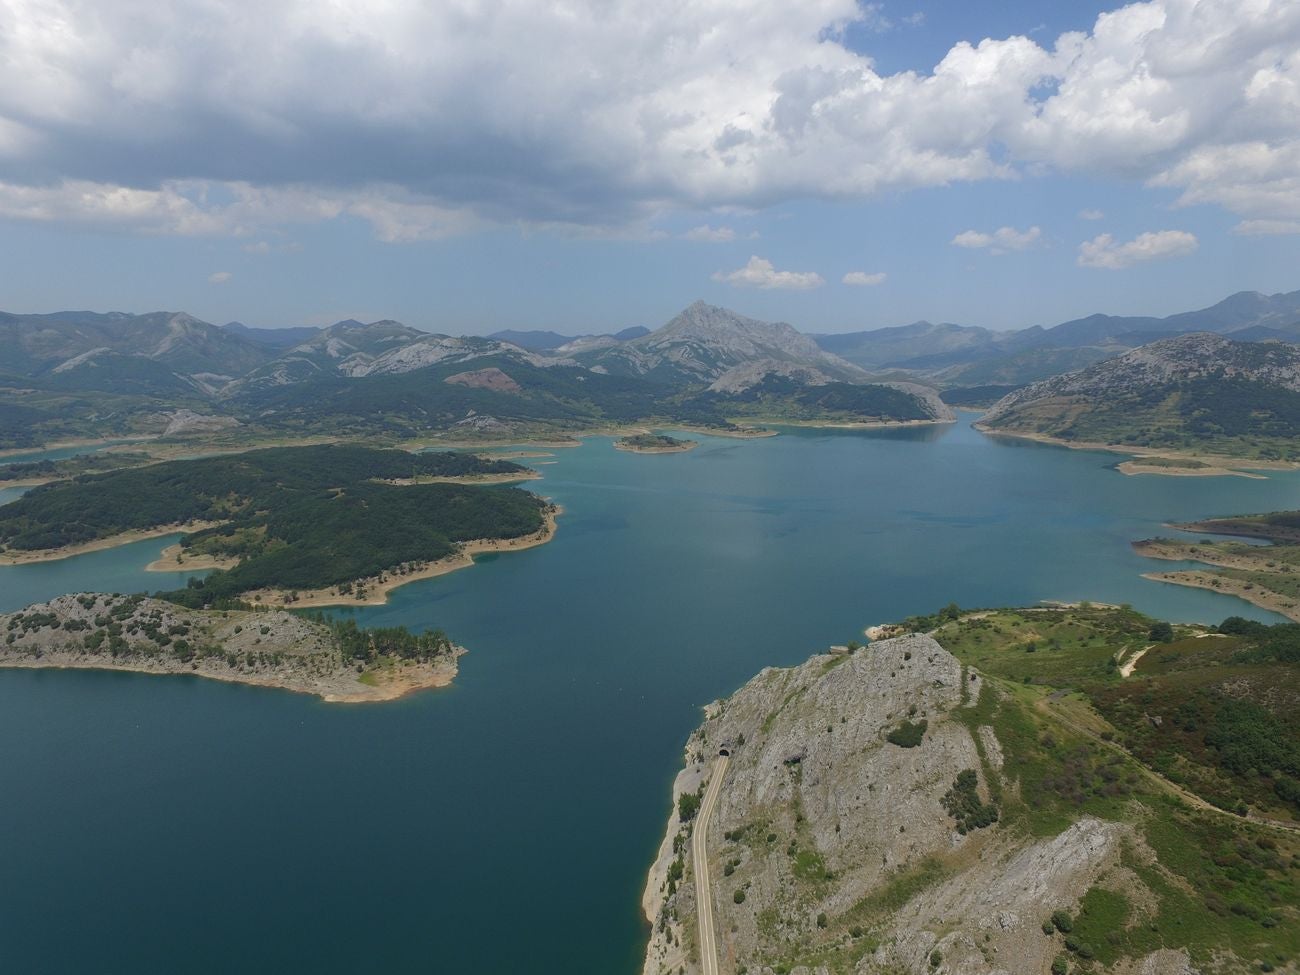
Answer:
[814,288,1300,385]
[1,288,1297,451]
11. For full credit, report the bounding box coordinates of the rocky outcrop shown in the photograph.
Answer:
[641,636,1163,975]
[0,593,461,702]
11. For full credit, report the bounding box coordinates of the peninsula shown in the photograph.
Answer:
[1136,510,1300,622]
[0,593,463,702]
[0,444,554,606]
[643,603,1299,975]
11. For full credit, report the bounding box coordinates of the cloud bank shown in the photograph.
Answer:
[0,0,1296,238]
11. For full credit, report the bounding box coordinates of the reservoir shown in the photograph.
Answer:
[1,416,1297,974]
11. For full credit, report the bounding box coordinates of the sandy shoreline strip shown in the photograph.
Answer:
[1116,460,1265,479]
[0,521,226,565]
[145,543,239,572]
[975,425,1295,476]
[374,470,543,486]
[1142,571,1300,623]
[0,648,462,703]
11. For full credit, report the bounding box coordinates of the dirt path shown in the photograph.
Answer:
[1119,645,1152,678]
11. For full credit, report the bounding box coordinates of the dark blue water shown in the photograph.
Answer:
[1,418,1297,974]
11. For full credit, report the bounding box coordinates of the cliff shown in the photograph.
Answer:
[639,630,1253,975]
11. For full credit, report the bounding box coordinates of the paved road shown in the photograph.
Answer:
[692,755,729,975]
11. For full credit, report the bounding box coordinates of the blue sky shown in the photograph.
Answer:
[1,0,1297,335]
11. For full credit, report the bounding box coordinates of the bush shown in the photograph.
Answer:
[1051,910,1073,933]
[941,769,999,834]
[929,949,943,967]
[816,912,827,929]
[733,889,746,904]
[1051,955,1070,975]
[886,719,928,748]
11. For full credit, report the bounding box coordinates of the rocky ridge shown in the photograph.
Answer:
[980,333,1300,427]
[642,635,1194,975]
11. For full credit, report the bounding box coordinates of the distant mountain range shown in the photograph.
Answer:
[0,302,955,447]
[813,289,1300,387]
[2,289,1297,451]
[487,325,649,350]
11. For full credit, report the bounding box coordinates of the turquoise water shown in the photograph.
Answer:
[1,417,1298,974]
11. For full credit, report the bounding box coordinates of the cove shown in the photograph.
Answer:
[1,416,1298,975]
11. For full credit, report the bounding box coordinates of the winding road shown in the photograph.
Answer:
[693,755,729,975]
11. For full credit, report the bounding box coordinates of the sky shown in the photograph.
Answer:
[0,0,1298,336]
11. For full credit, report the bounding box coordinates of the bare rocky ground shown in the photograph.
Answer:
[0,593,460,702]
[642,635,1202,975]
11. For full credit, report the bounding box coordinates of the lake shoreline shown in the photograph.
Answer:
[0,647,463,702]
[0,521,228,565]
[1141,571,1300,623]
[248,504,562,608]
[974,425,1296,476]
[0,593,467,702]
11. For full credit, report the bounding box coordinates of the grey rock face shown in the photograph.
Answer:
[981,332,1300,426]
[642,636,1142,975]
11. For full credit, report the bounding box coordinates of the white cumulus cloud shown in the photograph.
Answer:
[1078,209,1105,220]
[208,270,232,284]
[713,256,825,290]
[1234,219,1300,235]
[682,224,737,242]
[951,226,1042,254]
[1076,230,1199,269]
[842,271,887,286]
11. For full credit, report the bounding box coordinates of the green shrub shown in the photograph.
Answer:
[678,790,702,823]
[886,719,928,748]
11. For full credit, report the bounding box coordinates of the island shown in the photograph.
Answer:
[0,444,556,607]
[643,603,1299,975]
[0,593,462,702]
[615,433,699,454]
[1136,510,1300,621]
[1115,455,1266,478]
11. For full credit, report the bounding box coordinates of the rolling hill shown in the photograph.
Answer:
[978,333,1300,459]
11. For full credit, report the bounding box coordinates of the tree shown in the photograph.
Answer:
[677,790,702,823]
[1148,620,1174,643]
